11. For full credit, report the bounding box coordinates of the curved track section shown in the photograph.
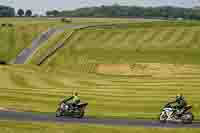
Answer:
[0,111,200,128]
[12,25,85,64]
[12,28,57,64]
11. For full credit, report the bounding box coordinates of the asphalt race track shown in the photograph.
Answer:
[0,111,200,128]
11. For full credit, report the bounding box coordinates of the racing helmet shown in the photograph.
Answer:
[176,93,183,100]
[73,90,78,96]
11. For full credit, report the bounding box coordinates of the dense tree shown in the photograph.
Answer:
[46,10,60,16]
[17,9,24,16]
[46,5,200,20]
[33,13,39,17]
[25,9,32,17]
[0,60,7,65]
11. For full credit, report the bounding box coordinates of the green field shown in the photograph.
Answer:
[1,64,200,119]
[1,20,200,120]
[0,17,135,24]
[0,17,138,62]
[0,24,47,61]
[0,18,66,26]
[0,18,67,62]
[46,21,200,65]
[23,21,200,119]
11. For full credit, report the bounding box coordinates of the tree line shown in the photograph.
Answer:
[46,5,200,20]
[0,5,33,17]
[17,9,32,17]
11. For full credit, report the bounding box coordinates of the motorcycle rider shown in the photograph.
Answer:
[63,92,80,112]
[167,94,187,119]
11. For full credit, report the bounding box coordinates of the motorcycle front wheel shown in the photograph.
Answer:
[56,109,63,117]
[159,112,167,123]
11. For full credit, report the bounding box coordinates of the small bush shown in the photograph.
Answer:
[8,23,14,27]
[0,61,7,65]
[1,24,6,27]
[1,23,14,28]
[61,18,72,23]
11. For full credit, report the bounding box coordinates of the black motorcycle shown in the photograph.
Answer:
[56,100,88,118]
[159,103,194,124]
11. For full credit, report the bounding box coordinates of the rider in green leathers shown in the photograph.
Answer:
[168,94,187,116]
[63,92,80,111]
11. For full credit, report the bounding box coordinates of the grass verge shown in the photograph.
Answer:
[0,65,200,120]
[27,29,74,64]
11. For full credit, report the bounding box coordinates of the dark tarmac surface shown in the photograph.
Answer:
[0,111,200,128]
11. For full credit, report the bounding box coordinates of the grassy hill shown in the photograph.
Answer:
[0,24,49,61]
[0,17,137,62]
[46,21,200,66]
[1,64,200,119]
[0,18,65,62]
[1,20,200,120]
[26,21,200,119]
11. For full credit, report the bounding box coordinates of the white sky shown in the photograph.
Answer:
[1,0,200,14]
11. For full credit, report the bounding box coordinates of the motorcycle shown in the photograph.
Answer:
[159,103,194,124]
[56,100,88,118]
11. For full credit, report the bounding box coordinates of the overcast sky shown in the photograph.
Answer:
[1,0,200,14]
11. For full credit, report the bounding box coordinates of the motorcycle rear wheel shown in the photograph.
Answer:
[74,111,85,119]
[181,112,193,124]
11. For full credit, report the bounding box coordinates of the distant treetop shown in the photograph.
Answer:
[46,5,200,20]
[25,9,32,17]
[17,9,24,16]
